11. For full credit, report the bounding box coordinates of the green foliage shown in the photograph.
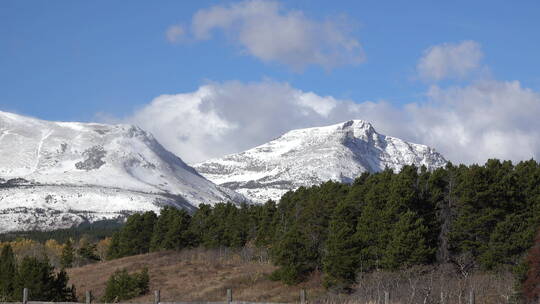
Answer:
[77,239,100,262]
[190,202,255,248]
[60,239,74,268]
[382,211,434,269]
[254,200,277,247]
[51,269,77,302]
[102,268,149,302]
[0,245,17,300]
[270,227,319,285]
[151,206,194,251]
[0,219,122,243]
[322,194,362,291]
[449,160,540,270]
[107,211,157,259]
[14,256,76,301]
[322,161,540,290]
[106,232,122,260]
[1,246,76,301]
[354,170,395,271]
[102,159,540,293]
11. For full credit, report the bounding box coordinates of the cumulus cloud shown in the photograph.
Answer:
[408,81,540,164]
[184,0,364,70]
[119,38,540,165]
[166,25,185,43]
[417,40,483,81]
[126,81,378,163]
[122,79,540,166]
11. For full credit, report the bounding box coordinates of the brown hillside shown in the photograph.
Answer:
[67,248,324,303]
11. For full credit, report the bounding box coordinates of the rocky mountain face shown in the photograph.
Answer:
[0,111,243,232]
[194,120,447,203]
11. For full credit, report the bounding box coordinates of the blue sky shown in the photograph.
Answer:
[1,0,540,164]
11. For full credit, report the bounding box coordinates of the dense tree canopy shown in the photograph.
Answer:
[104,159,540,294]
[0,251,76,301]
[102,268,149,302]
[0,245,17,300]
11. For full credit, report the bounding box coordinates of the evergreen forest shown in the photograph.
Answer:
[106,159,540,299]
[2,159,540,302]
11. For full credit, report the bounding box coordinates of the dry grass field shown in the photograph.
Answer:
[67,248,325,303]
[67,248,515,304]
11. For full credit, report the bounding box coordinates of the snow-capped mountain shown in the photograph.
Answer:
[0,111,242,232]
[194,120,447,203]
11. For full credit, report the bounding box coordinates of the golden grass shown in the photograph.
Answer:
[67,250,514,304]
[67,248,325,303]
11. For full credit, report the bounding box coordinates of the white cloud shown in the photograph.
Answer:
[124,81,377,163]
[408,80,540,164]
[417,40,483,81]
[118,38,540,165]
[186,0,364,70]
[121,79,540,166]
[166,25,185,43]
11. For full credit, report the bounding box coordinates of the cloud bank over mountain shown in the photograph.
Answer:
[113,29,540,166]
[126,81,374,163]
[123,77,540,165]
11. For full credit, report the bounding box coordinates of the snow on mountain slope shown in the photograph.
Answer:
[0,111,243,232]
[194,120,447,203]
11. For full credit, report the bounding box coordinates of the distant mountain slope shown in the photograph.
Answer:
[0,111,243,232]
[194,120,447,203]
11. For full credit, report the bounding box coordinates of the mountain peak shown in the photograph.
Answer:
[341,119,373,129]
[0,111,243,232]
[195,120,447,203]
[281,119,377,140]
[340,119,377,140]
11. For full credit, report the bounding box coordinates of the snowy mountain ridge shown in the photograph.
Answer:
[0,111,243,232]
[194,120,448,203]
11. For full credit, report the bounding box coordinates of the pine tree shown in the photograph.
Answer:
[382,210,434,269]
[450,161,511,260]
[354,170,394,271]
[102,268,150,302]
[388,165,420,214]
[270,226,318,285]
[107,211,157,259]
[0,245,17,300]
[228,203,253,248]
[106,232,122,260]
[188,204,212,247]
[51,269,77,302]
[139,211,158,252]
[77,238,100,263]
[163,213,188,250]
[322,196,362,291]
[255,200,277,247]
[60,239,74,268]
[150,207,173,251]
[14,257,55,301]
[193,202,250,248]
[92,158,540,294]
[428,165,456,263]
[480,213,532,269]
[136,267,150,295]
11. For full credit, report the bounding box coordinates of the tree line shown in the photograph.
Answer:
[0,245,76,301]
[0,219,122,244]
[106,159,540,300]
[2,158,539,301]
